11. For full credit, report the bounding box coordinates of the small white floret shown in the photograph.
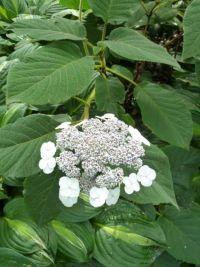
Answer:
[40,141,56,159]
[56,122,71,130]
[128,126,150,146]
[137,165,156,187]
[59,177,80,197]
[39,157,56,174]
[123,173,140,194]
[89,187,109,207]
[106,187,120,206]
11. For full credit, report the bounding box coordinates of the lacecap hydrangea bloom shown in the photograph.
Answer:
[39,114,156,208]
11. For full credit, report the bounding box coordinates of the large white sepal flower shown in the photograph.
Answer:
[39,158,56,174]
[40,141,56,159]
[39,141,57,174]
[106,187,120,206]
[96,113,117,120]
[89,187,109,207]
[123,173,140,194]
[128,126,150,146]
[58,177,80,207]
[137,165,156,187]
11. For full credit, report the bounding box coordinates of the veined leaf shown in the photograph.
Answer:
[88,0,140,24]
[7,42,95,105]
[11,18,86,41]
[0,114,58,177]
[95,76,125,114]
[158,205,200,265]
[101,27,180,68]
[135,82,193,148]
[59,0,90,10]
[183,0,200,59]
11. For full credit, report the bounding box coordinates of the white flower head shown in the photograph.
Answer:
[39,157,56,174]
[40,141,56,159]
[123,173,140,194]
[56,122,71,130]
[137,165,156,187]
[89,187,109,207]
[128,126,150,146]
[106,187,120,206]
[59,177,80,198]
[96,113,117,120]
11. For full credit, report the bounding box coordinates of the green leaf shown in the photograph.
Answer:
[94,200,164,267]
[150,252,180,267]
[24,171,62,225]
[0,248,37,267]
[124,145,177,207]
[0,114,58,178]
[88,0,140,24]
[101,27,180,68]
[183,0,200,59]
[0,103,26,127]
[0,217,54,266]
[95,76,125,114]
[1,0,27,18]
[163,146,200,207]
[7,42,95,105]
[158,205,200,265]
[57,194,102,223]
[51,220,94,262]
[59,0,90,10]
[11,18,86,41]
[135,82,193,148]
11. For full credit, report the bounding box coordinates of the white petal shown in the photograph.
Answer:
[106,188,120,206]
[123,174,140,194]
[137,165,156,181]
[59,177,80,197]
[124,185,135,194]
[96,113,117,120]
[89,187,108,207]
[39,159,47,170]
[59,194,78,207]
[56,122,71,129]
[43,166,54,174]
[46,157,56,169]
[128,126,150,146]
[40,142,56,159]
[139,177,153,187]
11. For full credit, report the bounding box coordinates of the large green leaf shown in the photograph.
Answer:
[124,145,177,207]
[183,0,200,59]
[57,194,102,223]
[0,114,58,178]
[24,171,62,225]
[11,18,86,41]
[95,76,125,114]
[51,220,94,262]
[135,82,193,149]
[163,146,200,207]
[88,0,140,24]
[7,42,95,105]
[0,217,54,266]
[150,252,180,267]
[0,248,37,267]
[158,205,200,265]
[59,0,90,10]
[101,28,179,68]
[94,201,164,267]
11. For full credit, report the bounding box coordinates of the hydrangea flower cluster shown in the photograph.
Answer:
[39,114,156,208]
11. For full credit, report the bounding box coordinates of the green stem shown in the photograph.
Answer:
[106,67,137,86]
[81,88,96,120]
[82,40,90,55]
[73,96,88,105]
[79,0,83,22]
[101,23,107,41]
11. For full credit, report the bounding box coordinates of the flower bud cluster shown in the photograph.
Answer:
[39,114,156,208]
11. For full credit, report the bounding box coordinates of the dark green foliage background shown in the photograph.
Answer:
[0,0,199,266]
